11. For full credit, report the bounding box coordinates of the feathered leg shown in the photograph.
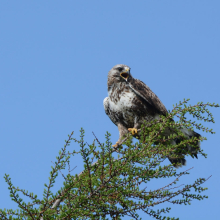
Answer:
[113,123,129,148]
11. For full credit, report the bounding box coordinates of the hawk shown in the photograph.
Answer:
[103,64,200,167]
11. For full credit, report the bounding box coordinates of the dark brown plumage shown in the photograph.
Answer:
[104,64,200,167]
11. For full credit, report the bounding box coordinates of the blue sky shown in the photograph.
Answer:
[0,1,219,219]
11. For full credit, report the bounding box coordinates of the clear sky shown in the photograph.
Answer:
[0,1,219,219]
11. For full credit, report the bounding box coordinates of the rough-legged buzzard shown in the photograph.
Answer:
[103,64,200,167]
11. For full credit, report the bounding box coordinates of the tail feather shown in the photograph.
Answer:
[168,157,186,168]
[169,128,201,167]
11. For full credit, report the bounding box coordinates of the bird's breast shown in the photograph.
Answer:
[109,86,136,110]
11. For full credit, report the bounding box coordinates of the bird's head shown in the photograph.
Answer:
[108,64,131,83]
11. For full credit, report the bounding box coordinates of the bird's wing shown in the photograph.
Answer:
[103,97,117,125]
[128,78,168,115]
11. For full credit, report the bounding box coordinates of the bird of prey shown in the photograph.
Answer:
[103,64,200,167]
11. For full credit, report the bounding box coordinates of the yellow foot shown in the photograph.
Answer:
[112,141,120,148]
[128,128,138,135]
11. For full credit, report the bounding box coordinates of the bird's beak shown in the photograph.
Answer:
[120,68,130,81]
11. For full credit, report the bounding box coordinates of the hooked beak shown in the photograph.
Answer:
[120,68,130,81]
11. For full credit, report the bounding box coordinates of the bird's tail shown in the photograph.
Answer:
[168,127,201,168]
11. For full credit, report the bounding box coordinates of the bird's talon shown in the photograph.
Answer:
[128,128,138,135]
[112,141,120,148]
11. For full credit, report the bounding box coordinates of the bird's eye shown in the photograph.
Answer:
[117,67,123,72]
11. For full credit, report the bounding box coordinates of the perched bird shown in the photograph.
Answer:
[103,64,200,167]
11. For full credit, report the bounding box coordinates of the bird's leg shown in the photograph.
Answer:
[112,123,129,148]
[128,116,139,135]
